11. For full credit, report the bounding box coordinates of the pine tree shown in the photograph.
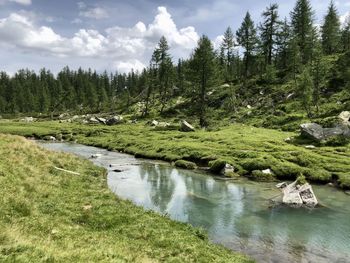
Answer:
[260,3,280,66]
[341,15,350,52]
[151,36,174,113]
[221,27,235,82]
[321,0,341,54]
[236,12,258,79]
[189,35,217,127]
[290,0,314,63]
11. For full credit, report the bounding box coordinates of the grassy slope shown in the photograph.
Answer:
[0,120,350,189]
[0,134,251,263]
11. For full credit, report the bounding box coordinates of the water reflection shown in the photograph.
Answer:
[39,142,350,263]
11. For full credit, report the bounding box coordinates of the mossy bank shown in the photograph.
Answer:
[1,120,350,190]
[0,133,251,262]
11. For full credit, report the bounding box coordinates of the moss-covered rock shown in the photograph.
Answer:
[209,160,227,173]
[175,160,197,170]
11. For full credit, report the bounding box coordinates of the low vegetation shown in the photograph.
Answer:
[1,120,350,190]
[0,134,251,262]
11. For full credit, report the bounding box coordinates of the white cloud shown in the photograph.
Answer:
[113,60,146,73]
[340,11,350,25]
[78,2,108,20]
[0,7,199,72]
[9,0,31,5]
[213,35,224,50]
[79,7,108,20]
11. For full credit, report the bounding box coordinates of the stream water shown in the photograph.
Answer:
[39,142,350,263]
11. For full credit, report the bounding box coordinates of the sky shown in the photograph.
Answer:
[0,0,349,75]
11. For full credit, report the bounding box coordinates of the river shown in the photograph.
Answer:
[39,142,350,263]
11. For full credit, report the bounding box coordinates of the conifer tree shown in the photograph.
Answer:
[189,35,217,127]
[341,15,350,52]
[260,3,280,66]
[236,12,258,79]
[276,18,291,71]
[221,27,235,81]
[290,0,314,63]
[321,0,341,54]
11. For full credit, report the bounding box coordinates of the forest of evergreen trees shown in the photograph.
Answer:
[1,0,350,125]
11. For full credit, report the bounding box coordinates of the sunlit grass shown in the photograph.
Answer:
[0,134,251,262]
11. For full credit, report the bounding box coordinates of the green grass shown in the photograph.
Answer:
[1,120,350,189]
[0,134,251,262]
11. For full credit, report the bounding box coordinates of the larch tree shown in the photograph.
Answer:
[260,3,280,66]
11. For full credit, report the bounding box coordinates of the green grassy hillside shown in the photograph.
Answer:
[0,134,251,262]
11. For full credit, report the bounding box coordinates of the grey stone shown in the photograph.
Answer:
[300,123,324,141]
[262,168,273,175]
[180,120,195,132]
[88,117,99,124]
[339,111,350,124]
[106,116,123,125]
[96,117,107,125]
[150,120,159,127]
[220,164,235,176]
[281,181,318,208]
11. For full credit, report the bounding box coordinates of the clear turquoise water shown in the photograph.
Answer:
[40,142,350,263]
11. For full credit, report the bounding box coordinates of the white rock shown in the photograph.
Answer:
[180,120,195,132]
[305,145,316,149]
[262,169,273,175]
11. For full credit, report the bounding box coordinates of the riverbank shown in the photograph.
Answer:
[0,134,251,262]
[0,120,350,189]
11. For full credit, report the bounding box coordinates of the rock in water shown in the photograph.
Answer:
[299,184,318,207]
[180,120,195,132]
[281,181,318,208]
[300,123,324,141]
[220,163,235,177]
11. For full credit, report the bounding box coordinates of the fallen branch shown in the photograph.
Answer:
[54,166,80,175]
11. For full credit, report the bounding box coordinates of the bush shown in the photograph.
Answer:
[174,160,197,170]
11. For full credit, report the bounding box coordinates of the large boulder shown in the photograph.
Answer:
[339,111,350,125]
[88,117,99,124]
[180,120,195,132]
[150,120,159,127]
[96,117,107,125]
[300,123,324,141]
[280,181,318,208]
[106,116,123,126]
[323,125,350,139]
[21,117,35,123]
